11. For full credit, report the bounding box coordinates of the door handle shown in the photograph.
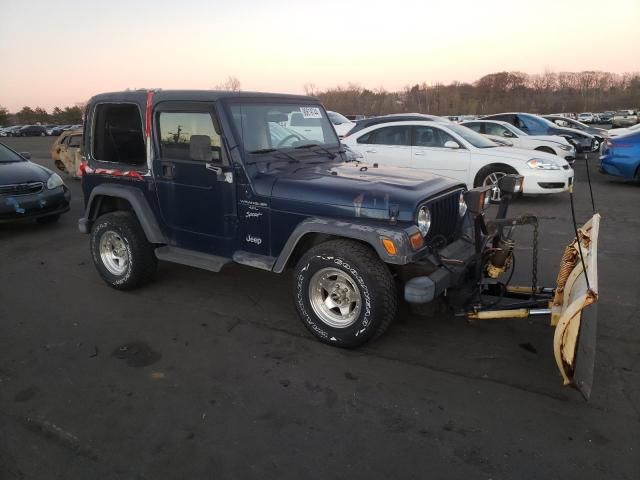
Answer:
[414,151,425,156]
[160,162,174,179]
[365,149,377,153]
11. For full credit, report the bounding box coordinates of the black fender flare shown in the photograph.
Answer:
[272,217,416,273]
[78,183,166,244]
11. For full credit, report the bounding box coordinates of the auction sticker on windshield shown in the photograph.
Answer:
[301,107,322,119]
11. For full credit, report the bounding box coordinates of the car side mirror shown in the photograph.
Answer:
[502,131,515,138]
[444,141,460,149]
[19,152,31,159]
[189,135,213,162]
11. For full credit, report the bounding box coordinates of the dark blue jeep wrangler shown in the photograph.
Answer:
[78,90,491,348]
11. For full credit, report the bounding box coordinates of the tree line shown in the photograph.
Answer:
[2,71,638,126]
[0,104,84,126]
[308,71,640,117]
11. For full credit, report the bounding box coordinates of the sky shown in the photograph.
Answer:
[1,0,639,111]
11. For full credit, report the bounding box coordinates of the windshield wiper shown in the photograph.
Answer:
[293,143,338,160]
[247,148,299,165]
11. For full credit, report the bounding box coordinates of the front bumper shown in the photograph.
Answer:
[0,186,70,223]
[404,236,477,303]
[520,167,573,194]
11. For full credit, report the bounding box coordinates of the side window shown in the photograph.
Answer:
[369,126,410,146]
[414,126,456,148]
[92,103,145,165]
[464,123,484,134]
[356,132,372,144]
[68,134,82,148]
[484,123,510,137]
[158,112,222,163]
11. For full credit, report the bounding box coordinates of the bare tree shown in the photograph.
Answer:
[215,76,241,91]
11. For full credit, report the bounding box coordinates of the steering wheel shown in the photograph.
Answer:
[276,134,302,148]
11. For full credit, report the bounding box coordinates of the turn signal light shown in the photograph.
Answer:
[381,238,397,255]
[409,232,424,250]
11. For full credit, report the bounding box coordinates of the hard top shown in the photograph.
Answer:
[88,89,318,105]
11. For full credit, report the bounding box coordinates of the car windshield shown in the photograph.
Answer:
[0,143,24,163]
[328,111,351,125]
[230,102,339,153]
[616,110,632,116]
[446,123,498,148]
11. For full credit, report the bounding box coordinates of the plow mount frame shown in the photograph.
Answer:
[461,213,601,399]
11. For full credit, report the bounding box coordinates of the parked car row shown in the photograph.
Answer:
[0,124,82,137]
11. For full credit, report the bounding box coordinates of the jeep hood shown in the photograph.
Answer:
[267,162,463,222]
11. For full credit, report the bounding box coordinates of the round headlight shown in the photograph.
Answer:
[417,206,431,236]
[458,192,467,217]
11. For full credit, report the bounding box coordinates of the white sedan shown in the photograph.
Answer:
[342,121,574,201]
[327,111,356,138]
[461,119,576,163]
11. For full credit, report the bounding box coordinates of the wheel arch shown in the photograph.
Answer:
[473,163,519,187]
[272,218,410,273]
[80,184,166,244]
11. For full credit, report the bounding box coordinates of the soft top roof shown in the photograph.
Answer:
[88,89,318,105]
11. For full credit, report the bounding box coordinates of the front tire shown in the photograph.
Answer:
[293,239,397,348]
[90,212,157,290]
[474,164,518,203]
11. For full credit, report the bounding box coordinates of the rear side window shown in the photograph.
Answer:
[158,112,222,163]
[92,104,145,165]
[68,134,82,148]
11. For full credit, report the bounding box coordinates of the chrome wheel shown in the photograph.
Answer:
[483,171,507,202]
[99,230,129,276]
[308,267,362,328]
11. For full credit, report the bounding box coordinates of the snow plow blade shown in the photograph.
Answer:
[551,213,600,399]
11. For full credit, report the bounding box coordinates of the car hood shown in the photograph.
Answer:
[265,161,463,223]
[528,134,571,145]
[0,161,53,186]
[476,146,561,163]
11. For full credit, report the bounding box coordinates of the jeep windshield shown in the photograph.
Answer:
[230,103,340,155]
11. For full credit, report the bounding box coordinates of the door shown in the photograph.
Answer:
[153,102,235,253]
[59,133,82,175]
[355,125,412,166]
[411,125,470,183]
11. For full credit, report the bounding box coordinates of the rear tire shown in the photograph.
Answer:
[474,164,518,203]
[292,239,397,348]
[90,211,157,290]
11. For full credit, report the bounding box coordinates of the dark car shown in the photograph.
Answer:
[344,113,449,137]
[482,112,596,153]
[77,90,503,348]
[0,142,71,224]
[16,125,47,137]
[598,111,615,124]
[542,116,608,149]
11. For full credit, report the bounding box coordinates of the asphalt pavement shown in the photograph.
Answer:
[0,137,638,480]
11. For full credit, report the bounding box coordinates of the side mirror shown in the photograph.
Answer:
[19,152,31,159]
[189,135,213,162]
[444,140,460,149]
[502,130,515,138]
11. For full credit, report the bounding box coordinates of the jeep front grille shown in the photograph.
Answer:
[0,182,44,196]
[424,189,463,247]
